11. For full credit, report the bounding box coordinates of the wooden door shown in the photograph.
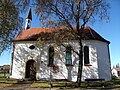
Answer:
[25,60,36,80]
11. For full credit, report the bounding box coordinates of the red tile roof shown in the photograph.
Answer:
[15,27,54,41]
[113,68,120,71]
[15,26,109,43]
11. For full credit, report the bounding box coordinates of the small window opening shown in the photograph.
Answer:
[29,45,35,49]
[48,47,54,67]
[84,46,92,66]
[66,46,72,66]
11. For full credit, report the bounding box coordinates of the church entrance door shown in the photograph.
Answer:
[25,60,36,80]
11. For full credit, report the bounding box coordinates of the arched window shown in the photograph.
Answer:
[48,47,54,66]
[84,46,89,65]
[66,46,72,65]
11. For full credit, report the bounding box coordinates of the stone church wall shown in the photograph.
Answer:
[10,40,111,81]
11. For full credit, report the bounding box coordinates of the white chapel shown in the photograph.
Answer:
[10,9,111,81]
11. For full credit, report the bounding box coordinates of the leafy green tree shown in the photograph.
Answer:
[18,0,110,87]
[0,0,23,54]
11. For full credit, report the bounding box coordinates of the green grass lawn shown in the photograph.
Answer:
[0,73,8,82]
[0,73,17,82]
[0,73,9,78]
[0,73,120,89]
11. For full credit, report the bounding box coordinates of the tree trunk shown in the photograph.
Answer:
[76,25,84,87]
[76,38,83,87]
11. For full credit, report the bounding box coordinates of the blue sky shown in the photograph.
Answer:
[0,0,120,67]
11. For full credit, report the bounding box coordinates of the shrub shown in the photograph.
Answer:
[112,76,118,80]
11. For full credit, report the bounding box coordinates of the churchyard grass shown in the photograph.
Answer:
[0,73,8,82]
[0,76,120,89]
[0,73,16,82]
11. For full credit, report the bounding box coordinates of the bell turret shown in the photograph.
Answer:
[25,8,32,30]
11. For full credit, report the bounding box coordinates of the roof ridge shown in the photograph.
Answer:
[14,26,110,43]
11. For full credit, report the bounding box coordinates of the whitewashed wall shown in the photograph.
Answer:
[82,40,111,81]
[10,40,111,81]
[112,69,118,77]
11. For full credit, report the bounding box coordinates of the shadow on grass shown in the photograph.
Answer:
[0,79,120,89]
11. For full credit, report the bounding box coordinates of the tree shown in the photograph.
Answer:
[18,0,110,87]
[0,0,23,55]
[115,63,120,68]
